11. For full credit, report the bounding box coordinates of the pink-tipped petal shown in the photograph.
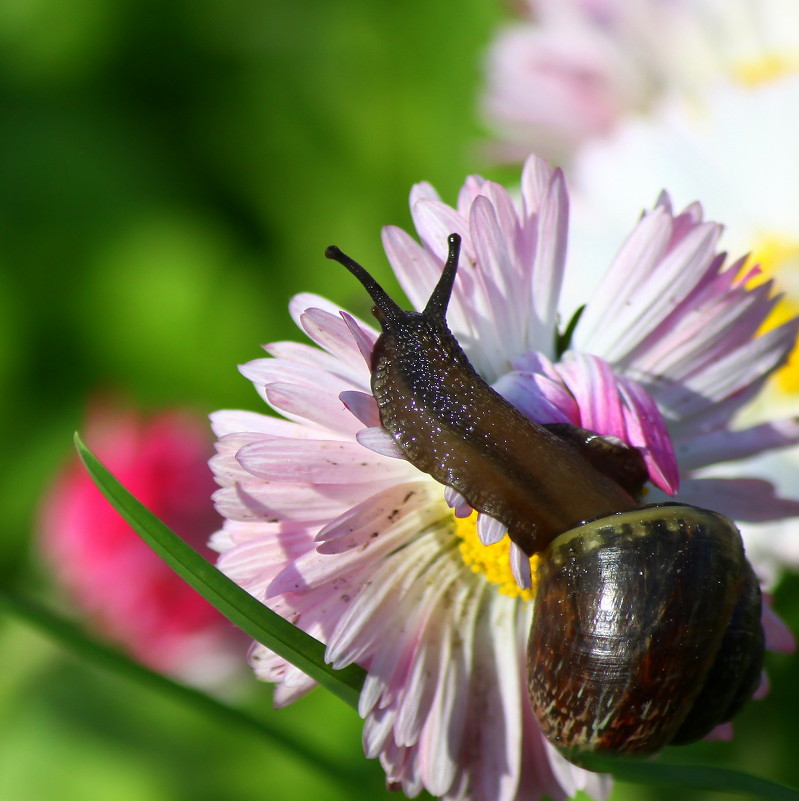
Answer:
[340,311,378,366]
[355,426,405,459]
[339,390,380,427]
[236,438,409,484]
[444,486,473,518]
[617,376,680,494]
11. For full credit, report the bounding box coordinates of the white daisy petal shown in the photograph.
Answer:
[315,482,430,554]
[236,438,408,484]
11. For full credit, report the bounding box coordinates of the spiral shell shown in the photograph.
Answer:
[528,504,764,756]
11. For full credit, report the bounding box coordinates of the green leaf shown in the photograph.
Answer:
[0,588,361,786]
[74,432,366,711]
[579,754,799,801]
[555,303,586,358]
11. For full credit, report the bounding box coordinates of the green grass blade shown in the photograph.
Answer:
[579,754,799,800]
[74,432,365,710]
[555,303,586,358]
[0,588,361,786]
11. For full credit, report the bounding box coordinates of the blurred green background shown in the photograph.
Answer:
[1,0,798,799]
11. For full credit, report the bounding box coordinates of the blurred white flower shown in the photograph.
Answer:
[482,0,799,163]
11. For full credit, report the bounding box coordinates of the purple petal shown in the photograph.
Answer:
[265,382,363,435]
[267,525,399,599]
[409,180,441,206]
[444,486,473,517]
[211,431,295,486]
[264,338,368,387]
[288,292,357,332]
[658,319,799,430]
[510,541,533,590]
[339,390,380,427]
[213,480,381,524]
[237,438,410,484]
[240,359,368,434]
[325,518,452,668]
[529,167,568,352]
[677,477,799,522]
[520,155,556,219]
[411,198,470,263]
[467,598,524,801]
[382,225,475,341]
[458,173,492,214]
[492,371,576,425]
[477,513,507,546]
[393,573,464,752]
[573,206,674,355]
[470,196,525,369]
[297,305,370,365]
[617,376,679,494]
[340,311,377,366]
[355,426,405,459]
[554,353,679,493]
[557,352,626,435]
[676,418,799,472]
[315,481,430,554]
[621,280,777,384]
[762,600,797,654]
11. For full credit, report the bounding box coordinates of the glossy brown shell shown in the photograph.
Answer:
[527,504,764,756]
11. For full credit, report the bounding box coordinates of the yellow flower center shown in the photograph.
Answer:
[746,236,799,395]
[732,54,799,87]
[454,511,540,602]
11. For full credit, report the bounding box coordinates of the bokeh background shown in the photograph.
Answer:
[2,1,798,800]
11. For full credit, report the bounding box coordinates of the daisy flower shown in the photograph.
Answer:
[567,73,799,582]
[39,400,245,685]
[481,0,799,164]
[210,155,799,800]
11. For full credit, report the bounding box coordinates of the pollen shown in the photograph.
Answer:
[454,512,539,601]
[732,54,799,87]
[743,237,799,394]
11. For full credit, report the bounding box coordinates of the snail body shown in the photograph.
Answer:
[326,235,639,557]
[326,234,765,756]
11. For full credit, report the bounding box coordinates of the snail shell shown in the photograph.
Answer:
[528,504,764,755]
[326,233,766,757]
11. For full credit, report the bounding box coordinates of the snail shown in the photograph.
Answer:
[325,233,765,757]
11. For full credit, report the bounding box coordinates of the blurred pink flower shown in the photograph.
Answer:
[482,0,799,163]
[210,155,799,800]
[39,401,243,685]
